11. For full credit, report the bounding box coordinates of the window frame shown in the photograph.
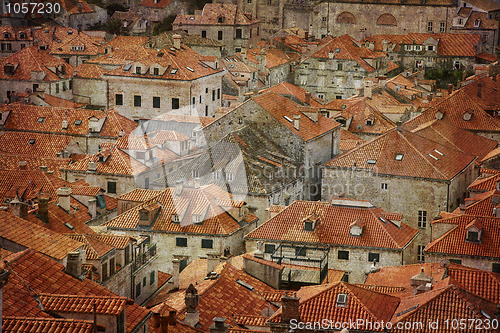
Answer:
[134,95,141,107]
[176,237,188,247]
[338,250,349,260]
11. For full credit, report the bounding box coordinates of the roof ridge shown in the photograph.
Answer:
[395,285,453,322]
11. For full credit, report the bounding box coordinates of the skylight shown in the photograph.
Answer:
[433,149,444,156]
[428,153,439,160]
[236,279,254,291]
[37,117,46,123]
[170,68,178,74]
[74,119,82,126]
[367,159,377,165]
[28,139,35,145]
[335,48,341,53]
[186,66,194,72]
[123,64,132,71]
[395,153,404,161]
[336,293,347,307]
[283,115,293,123]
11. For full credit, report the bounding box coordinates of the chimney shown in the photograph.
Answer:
[88,198,97,218]
[193,178,200,189]
[364,79,373,99]
[18,161,27,170]
[175,180,183,196]
[39,165,48,172]
[9,196,28,220]
[56,187,72,212]
[65,250,84,278]
[477,82,483,98]
[62,119,69,130]
[37,193,50,223]
[305,31,309,41]
[88,161,97,172]
[293,115,300,131]
[281,293,300,324]
[209,317,229,333]
[171,259,180,290]
[173,34,181,50]
[447,84,453,95]
[207,253,219,275]
[382,39,388,52]
[241,49,246,61]
[305,91,311,105]
[184,284,200,327]
[410,267,433,295]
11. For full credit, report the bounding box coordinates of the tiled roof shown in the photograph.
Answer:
[342,98,397,135]
[401,33,480,57]
[104,44,223,81]
[233,314,268,327]
[75,63,109,79]
[446,265,500,304]
[304,35,387,72]
[155,263,277,331]
[65,234,115,260]
[41,28,104,56]
[0,211,83,261]
[268,282,400,328]
[456,190,500,216]
[147,30,223,49]
[362,34,405,52]
[403,89,500,133]
[463,11,499,30]
[0,153,70,178]
[391,284,498,331]
[117,188,163,202]
[264,48,291,69]
[63,147,149,176]
[425,215,500,258]
[324,129,476,180]
[3,317,94,333]
[91,233,132,249]
[251,92,340,141]
[104,36,149,50]
[468,173,500,191]
[460,0,500,12]
[139,0,172,8]
[409,119,498,163]
[37,94,86,108]
[258,82,324,107]
[40,294,126,315]
[105,185,247,235]
[0,131,75,158]
[246,200,417,250]
[1,249,150,332]
[0,46,75,81]
[0,26,33,41]
[157,270,172,288]
[268,204,287,214]
[460,76,500,112]
[340,128,364,151]
[173,3,259,26]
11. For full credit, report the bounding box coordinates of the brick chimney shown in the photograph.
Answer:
[305,91,311,105]
[184,284,200,327]
[209,317,229,333]
[56,187,72,212]
[281,293,300,324]
[37,193,50,224]
[173,34,181,50]
[477,82,483,98]
[9,195,28,220]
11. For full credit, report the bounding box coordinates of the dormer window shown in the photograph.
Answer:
[4,33,11,39]
[193,214,202,224]
[226,172,233,182]
[136,67,141,75]
[153,67,159,75]
[70,45,84,51]
[474,19,481,27]
[192,170,199,178]
[466,218,482,243]
[366,118,374,126]
[350,218,364,236]
[136,151,145,160]
[336,293,347,307]
[217,15,225,23]
[37,117,46,123]
[171,214,180,223]
[213,171,220,180]
[19,32,26,39]
[140,211,149,221]
[303,214,319,231]
[367,159,376,165]
[304,221,313,231]
[458,18,463,25]
[98,155,104,163]
[466,230,479,242]
[427,45,435,51]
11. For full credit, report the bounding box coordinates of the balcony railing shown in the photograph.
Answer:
[132,243,157,272]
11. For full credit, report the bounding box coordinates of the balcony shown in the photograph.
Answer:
[132,243,157,272]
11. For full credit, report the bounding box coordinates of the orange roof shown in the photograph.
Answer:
[363,34,405,51]
[0,131,76,158]
[104,36,149,50]
[173,3,259,26]
[324,129,476,180]
[0,153,70,178]
[3,317,94,333]
[258,82,324,107]
[426,215,500,258]
[0,46,75,81]
[118,188,163,203]
[468,173,500,192]
[155,263,277,331]
[402,33,480,57]
[246,200,417,250]
[139,0,172,8]
[105,185,247,235]
[90,233,133,249]
[268,282,400,328]
[0,26,33,41]
[446,265,500,304]
[1,249,150,332]
[40,28,104,56]
[40,294,127,315]
[456,190,500,216]
[75,63,109,79]
[38,94,86,108]
[342,98,397,135]
[65,234,115,260]
[251,92,340,141]
[0,211,83,261]
[460,76,500,112]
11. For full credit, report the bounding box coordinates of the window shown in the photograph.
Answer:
[338,250,349,260]
[153,96,160,108]
[62,82,67,91]
[264,244,275,253]
[418,210,427,228]
[337,63,343,70]
[201,30,206,38]
[150,271,155,285]
[381,183,388,190]
[440,22,446,32]
[236,29,242,39]
[176,237,187,247]
[427,45,434,51]
[55,83,59,93]
[217,88,220,99]
[171,214,180,223]
[212,90,215,101]
[474,19,481,27]
[415,45,422,51]
[213,171,220,180]
[107,181,117,194]
[140,211,149,221]
[135,283,141,297]
[341,272,349,282]
[153,67,159,75]
[37,117,46,123]
[110,257,115,275]
[33,84,39,92]
[201,239,213,248]
[322,16,327,21]
[417,245,425,262]
[102,262,108,280]
[218,31,223,40]
[336,293,347,307]
[205,106,209,116]
[134,95,141,107]
[28,139,36,145]
[172,98,179,109]
[454,61,460,69]
[136,66,141,74]
[492,263,500,273]
[368,252,380,262]
[395,153,404,161]
[466,230,479,242]
[304,221,313,231]
[143,276,146,286]
[247,0,251,3]
[192,97,195,105]
[427,21,433,32]
[295,247,306,257]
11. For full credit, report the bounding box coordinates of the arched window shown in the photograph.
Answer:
[376,13,397,26]
[336,12,356,24]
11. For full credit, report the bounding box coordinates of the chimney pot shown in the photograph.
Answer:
[18,161,27,170]
[171,259,180,290]
[56,187,72,212]
[173,34,181,50]
[37,193,50,223]
[281,293,300,323]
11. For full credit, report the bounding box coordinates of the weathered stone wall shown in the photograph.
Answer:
[73,76,107,107]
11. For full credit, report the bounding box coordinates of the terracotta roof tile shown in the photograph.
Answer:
[117,188,163,202]
[446,265,500,304]
[251,92,340,141]
[0,153,70,178]
[91,233,132,249]
[362,34,405,52]
[1,249,150,332]
[469,173,500,192]
[173,3,259,26]
[104,36,149,50]
[426,215,500,258]
[65,234,114,260]
[75,63,109,79]
[246,200,417,249]
[402,33,480,57]
[324,129,476,180]
[340,98,397,135]
[0,46,75,81]
[0,26,33,41]
[40,294,127,315]
[460,76,500,112]
[0,131,76,158]
[0,210,83,261]
[3,317,94,333]
[258,82,324,107]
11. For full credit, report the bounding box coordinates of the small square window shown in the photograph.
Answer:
[417,245,425,262]
[295,247,306,257]
[368,252,380,262]
[338,250,349,260]
[264,244,275,253]
[381,183,388,190]
[337,63,343,71]
[74,120,82,126]
[150,271,155,285]
[176,237,187,247]
[37,117,46,123]
[115,94,123,106]
[107,181,117,194]
[28,139,36,145]
[201,239,213,248]
[153,67,159,75]
[172,98,179,109]
[395,153,404,161]
[450,259,462,265]
[218,31,223,41]
[236,29,242,39]
[201,30,206,38]
[492,263,500,273]
[153,96,160,108]
[134,95,141,107]
[143,276,146,287]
